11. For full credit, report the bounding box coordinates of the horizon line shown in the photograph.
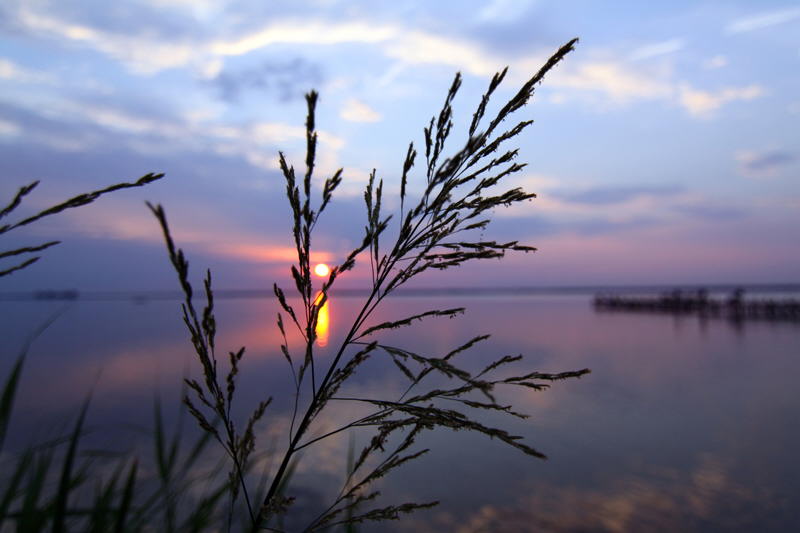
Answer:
[2,282,800,302]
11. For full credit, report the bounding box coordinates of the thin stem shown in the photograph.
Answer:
[223,422,255,524]
[294,409,391,453]
[251,284,384,531]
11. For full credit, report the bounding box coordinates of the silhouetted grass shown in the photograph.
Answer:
[2,38,590,532]
[151,37,589,531]
[1,173,163,278]
[1,350,232,531]
[0,175,230,531]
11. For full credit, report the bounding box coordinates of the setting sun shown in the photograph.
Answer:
[314,263,330,277]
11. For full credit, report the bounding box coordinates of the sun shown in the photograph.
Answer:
[314,263,331,277]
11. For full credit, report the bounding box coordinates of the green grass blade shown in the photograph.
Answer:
[51,392,91,533]
[153,395,177,532]
[1,308,65,453]
[179,426,214,476]
[0,448,33,525]
[344,434,358,533]
[115,459,138,532]
[154,396,168,479]
[181,481,230,533]
[88,464,122,533]
[0,352,25,453]
[19,450,53,532]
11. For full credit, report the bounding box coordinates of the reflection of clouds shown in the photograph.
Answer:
[247,369,412,520]
[417,455,780,532]
[16,339,190,412]
[14,300,292,412]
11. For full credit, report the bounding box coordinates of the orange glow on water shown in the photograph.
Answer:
[314,263,331,277]
[314,291,330,347]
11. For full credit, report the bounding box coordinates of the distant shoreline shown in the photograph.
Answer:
[2,283,800,302]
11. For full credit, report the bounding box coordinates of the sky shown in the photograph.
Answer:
[1,0,798,291]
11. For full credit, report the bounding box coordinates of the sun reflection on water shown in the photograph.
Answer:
[314,291,330,347]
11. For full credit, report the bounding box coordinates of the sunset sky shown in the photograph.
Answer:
[1,0,798,290]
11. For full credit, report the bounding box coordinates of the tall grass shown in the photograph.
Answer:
[0,173,233,531]
[150,38,590,531]
[0,173,163,278]
[2,38,589,532]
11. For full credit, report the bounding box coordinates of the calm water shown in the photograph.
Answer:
[2,294,799,532]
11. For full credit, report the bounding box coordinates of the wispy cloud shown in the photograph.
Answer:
[726,7,800,34]
[2,90,343,174]
[0,118,21,137]
[0,57,53,83]
[672,203,748,221]
[553,184,684,206]
[14,5,196,74]
[547,56,765,118]
[213,19,515,78]
[384,30,507,77]
[340,98,381,123]
[210,20,397,56]
[703,55,728,69]
[628,38,685,61]
[476,0,536,24]
[550,61,672,103]
[736,149,796,178]
[678,83,764,117]
[4,3,768,124]
[9,4,511,79]
[212,58,322,102]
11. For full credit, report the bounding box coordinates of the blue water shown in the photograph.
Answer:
[2,293,799,531]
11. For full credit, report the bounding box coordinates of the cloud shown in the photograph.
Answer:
[213,58,322,102]
[143,0,222,21]
[476,0,536,24]
[535,44,767,118]
[9,4,508,80]
[0,58,53,83]
[4,4,765,122]
[678,83,764,117]
[726,7,800,34]
[1,88,345,178]
[217,244,333,264]
[628,38,685,61]
[538,53,765,118]
[13,4,196,74]
[736,149,796,178]
[340,98,382,123]
[210,20,397,56]
[0,118,21,137]
[550,61,673,103]
[210,18,515,78]
[703,55,728,69]
[672,203,748,221]
[384,30,507,77]
[553,184,684,206]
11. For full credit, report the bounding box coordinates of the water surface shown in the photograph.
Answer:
[2,293,799,531]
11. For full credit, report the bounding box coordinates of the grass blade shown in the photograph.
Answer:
[52,392,92,533]
[114,459,138,532]
[0,449,33,525]
[1,309,64,453]
[0,352,25,453]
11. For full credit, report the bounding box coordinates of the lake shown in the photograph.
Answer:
[2,291,799,532]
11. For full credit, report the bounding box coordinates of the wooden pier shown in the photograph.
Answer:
[594,289,800,322]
